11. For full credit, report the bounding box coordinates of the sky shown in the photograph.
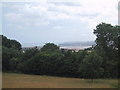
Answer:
[1,0,119,47]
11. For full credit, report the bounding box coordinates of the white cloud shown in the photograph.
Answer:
[4,0,118,30]
[47,0,118,29]
[48,12,70,20]
[5,13,23,20]
[35,21,50,26]
[53,26,63,30]
[3,0,119,45]
[19,4,48,13]
[4,2,72,27]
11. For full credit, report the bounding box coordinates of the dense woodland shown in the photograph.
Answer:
[1,23,120,79]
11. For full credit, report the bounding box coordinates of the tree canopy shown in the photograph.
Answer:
[79,51,104,80]
[1,22,119,79]
[93,22,119,78]
[2,35,22,50]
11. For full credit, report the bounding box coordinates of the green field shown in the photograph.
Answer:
[2,73,118,88]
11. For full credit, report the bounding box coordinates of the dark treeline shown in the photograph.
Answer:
[1,22,120,79]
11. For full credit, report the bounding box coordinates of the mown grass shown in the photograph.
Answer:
[2,73,118,88]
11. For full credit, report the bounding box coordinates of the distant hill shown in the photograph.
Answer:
[21,41,96,50]
[59,41,96,50]
[59,41,96,47]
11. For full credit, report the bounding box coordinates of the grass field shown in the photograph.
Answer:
[2,73,118,88]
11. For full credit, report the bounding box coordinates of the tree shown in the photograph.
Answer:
[2,35,22,71]
[10,40,22,50]
[79,52,104,81]
[93,23,119,78]
[2,46,21,71]
[20,52,63,75]
[2,35,22,50]
[9,57,20,71]
[94,23,119,51]
[22,48,39,61]
[41,43,60,52]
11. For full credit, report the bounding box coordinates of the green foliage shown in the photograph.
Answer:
[22,48,39,61]
[93,23,119,78]
[1,35,22,50]
[2,22,119,79]
[2,35,22,71]
[9,57,20,71]
[41,43,60,53]
[79,52,104,80]
[21,52,63,75]
[2,46,21,71]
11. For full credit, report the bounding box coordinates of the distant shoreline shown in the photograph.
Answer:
[22,41,95,48]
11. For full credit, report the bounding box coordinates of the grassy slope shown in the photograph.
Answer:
[2,73,118,88]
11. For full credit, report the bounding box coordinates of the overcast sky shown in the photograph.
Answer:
[1,0,119,47]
